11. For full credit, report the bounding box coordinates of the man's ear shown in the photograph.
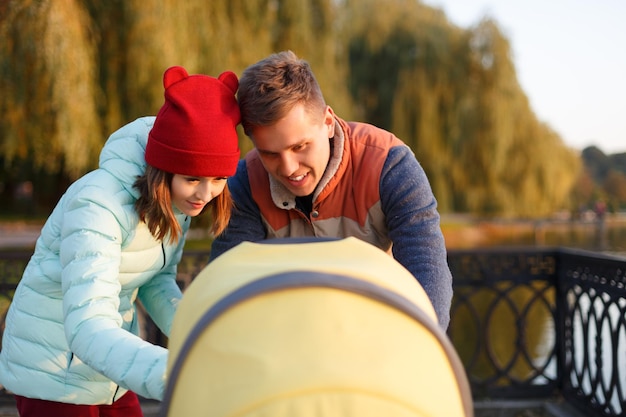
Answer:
[325,106,335,138]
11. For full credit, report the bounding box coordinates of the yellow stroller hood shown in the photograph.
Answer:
[161,237,472,417]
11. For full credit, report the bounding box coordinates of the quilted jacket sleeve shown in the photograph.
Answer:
[60,183,168,400]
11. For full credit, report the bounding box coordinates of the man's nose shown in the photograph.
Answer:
[278,154,298,176]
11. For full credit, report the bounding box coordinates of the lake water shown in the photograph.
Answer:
[446,216,626,256]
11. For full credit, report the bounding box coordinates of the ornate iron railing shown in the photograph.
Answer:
[446,247,626,417]
[557,249,626,417]
[447,247,560,399]
[0,247,625,416]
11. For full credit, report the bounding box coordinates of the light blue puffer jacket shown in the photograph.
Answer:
[0,117,187,403]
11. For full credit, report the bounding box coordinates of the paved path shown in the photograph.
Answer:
[0,223,41,249]
[0,222,211,250]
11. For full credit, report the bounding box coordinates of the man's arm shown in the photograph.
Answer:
[380,145,453,329]
[210,159,267,261]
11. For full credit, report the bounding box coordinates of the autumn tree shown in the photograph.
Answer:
[0,0,587,218]
[0,0,102,176]
[603,170,626,210]
[340,0,580,217]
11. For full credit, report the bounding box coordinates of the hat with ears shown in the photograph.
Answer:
[145,66,241,177]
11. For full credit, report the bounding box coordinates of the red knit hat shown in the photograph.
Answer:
[145,66,241,177]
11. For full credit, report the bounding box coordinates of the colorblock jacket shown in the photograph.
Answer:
[0,117,187,404]
[211,117,453,328]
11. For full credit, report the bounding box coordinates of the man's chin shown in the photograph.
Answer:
[286,185,314,197]
[289,189,309,197]
[279,179,313,197]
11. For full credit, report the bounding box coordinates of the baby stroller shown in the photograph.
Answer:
[160,237,472,417]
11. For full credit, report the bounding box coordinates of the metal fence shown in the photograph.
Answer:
[447,246,626,417]
[0,246,625,416]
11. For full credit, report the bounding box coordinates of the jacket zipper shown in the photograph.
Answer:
[111,385,120,403]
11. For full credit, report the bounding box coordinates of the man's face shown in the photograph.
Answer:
[250,103,335,197]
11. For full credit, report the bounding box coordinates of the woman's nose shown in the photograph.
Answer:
[196,182,213,201]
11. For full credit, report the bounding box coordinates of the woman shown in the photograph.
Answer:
[0,65,241,416]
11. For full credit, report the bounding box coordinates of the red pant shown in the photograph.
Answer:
[15,391,143,417]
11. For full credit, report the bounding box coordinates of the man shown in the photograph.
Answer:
[210,51,453,329]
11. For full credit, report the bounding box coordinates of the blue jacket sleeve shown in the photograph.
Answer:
[380,145,453,329]
[210,159,266,261]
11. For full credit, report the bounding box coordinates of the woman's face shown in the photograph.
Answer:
[170,174,227,217]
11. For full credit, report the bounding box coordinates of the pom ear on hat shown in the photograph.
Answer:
[218,71,238,94]
[163,66,190,89]
[145,66,241,177]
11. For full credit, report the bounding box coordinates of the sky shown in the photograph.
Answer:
[424,0,626,154]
